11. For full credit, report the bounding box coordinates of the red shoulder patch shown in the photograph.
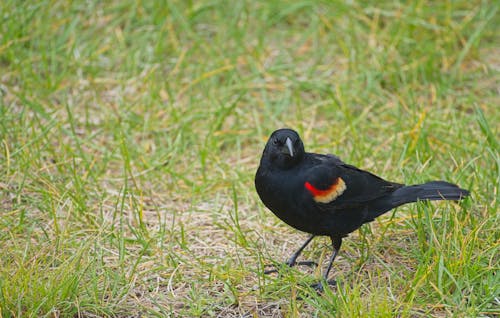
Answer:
[305,177,347,203]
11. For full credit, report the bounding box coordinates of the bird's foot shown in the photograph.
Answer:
[264,260,318,275]
[263,266,279,275]
[310,279,336,293]
[290,260,318,268]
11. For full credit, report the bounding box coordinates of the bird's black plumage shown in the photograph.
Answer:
[255,128,470,288]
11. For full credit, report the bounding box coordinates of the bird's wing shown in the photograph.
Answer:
[302,159,402,206]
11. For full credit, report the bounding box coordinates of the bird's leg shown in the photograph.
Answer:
[286,234,316,267]
[311,236,342,292]
[323,236,342,280]
[264,235,316,274]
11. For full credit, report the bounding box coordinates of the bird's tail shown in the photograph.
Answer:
[367,181,470,221]
[391,181,470,205]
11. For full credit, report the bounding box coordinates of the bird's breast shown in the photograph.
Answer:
[255,167,329,234]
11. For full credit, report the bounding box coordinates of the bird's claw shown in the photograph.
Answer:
[263,265,279,275]
[264,260,318,275]
[293,260,318,268]
[310,279,336,293]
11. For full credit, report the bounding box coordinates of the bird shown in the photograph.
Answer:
[255,128,470,290]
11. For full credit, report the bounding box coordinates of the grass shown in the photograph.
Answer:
[0,0,498,317]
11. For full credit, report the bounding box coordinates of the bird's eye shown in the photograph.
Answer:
[273,138,280,145]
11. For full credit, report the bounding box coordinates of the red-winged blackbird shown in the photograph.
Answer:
[255,128,469,288]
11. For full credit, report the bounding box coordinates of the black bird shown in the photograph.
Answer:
[255,128,469,289]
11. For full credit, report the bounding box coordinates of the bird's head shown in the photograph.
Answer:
[260,128,305,169]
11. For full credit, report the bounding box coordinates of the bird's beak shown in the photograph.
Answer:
[285,137,294,157]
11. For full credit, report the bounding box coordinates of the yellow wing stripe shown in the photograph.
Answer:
[305,177,347,203]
